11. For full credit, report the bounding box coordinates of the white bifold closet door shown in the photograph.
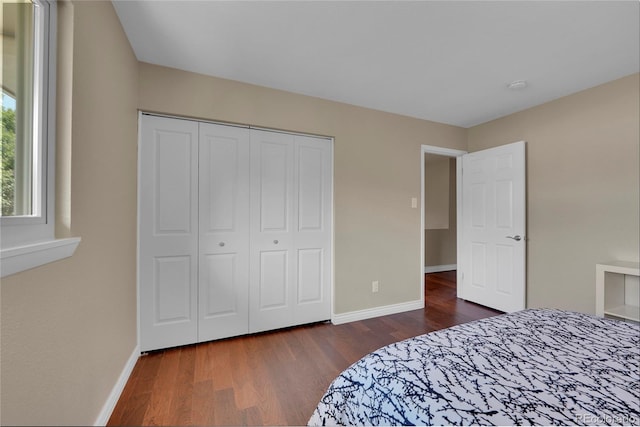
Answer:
[139,115,331,352]
[249,130,332,333]
[139,116,199,351]
[197,123,251,342]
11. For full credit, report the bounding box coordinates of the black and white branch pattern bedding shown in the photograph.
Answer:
[308,309,640,426]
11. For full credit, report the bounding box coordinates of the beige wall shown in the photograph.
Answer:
[138,62,468,313]
[1,1,139,425]
[1,1,636,424]
[467,73,640,314]
[424,154,450,230]
[425,157,457,267]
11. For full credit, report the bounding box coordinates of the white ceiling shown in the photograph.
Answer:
[113,1,639,128]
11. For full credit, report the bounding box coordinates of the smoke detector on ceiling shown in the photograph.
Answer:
[507,80,528,90]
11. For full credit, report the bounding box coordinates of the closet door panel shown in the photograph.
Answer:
[259,140,291,233]
[139,115,199,352]
[297,248,323,303]
[297,145,324,231]
[154,136,193,233]
[154,256,192,322]
[206,140,237,231]
[259,250,289,309]
[202,253,238,316]
[293,135,332,324]
[250,130,295,333]
[198,123,250,342]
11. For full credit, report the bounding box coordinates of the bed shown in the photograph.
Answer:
[308,309,640,426]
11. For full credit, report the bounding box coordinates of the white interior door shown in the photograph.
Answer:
[198,123,250,342]
[139,115,199,351]
[461,141,526,312]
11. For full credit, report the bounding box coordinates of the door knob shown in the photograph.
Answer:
[273,240,279,244]
[219,242,225,247]
[506,235,522,241]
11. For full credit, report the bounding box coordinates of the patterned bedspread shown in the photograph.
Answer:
[308,309,640,426]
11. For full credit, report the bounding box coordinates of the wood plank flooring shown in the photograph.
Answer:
[108,271,501,426]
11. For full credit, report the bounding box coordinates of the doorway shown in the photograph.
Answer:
[420,145,466,304]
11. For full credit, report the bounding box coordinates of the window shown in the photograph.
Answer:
[2,0,51,232]
[1,0,79,277]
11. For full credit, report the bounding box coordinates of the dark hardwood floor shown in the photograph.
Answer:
[108,271,501,426]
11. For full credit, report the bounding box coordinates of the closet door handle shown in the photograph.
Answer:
[273,240,279,245]
[506,235,522,242]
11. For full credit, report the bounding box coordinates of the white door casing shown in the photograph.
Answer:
[139,115,199,351]
[461,141,526,313]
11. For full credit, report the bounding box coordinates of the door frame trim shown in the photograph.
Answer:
[420,145,467,304]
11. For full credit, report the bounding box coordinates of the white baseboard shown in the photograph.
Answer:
[424,264,457,274]
[94,345,140,426]
[332,299,424,325]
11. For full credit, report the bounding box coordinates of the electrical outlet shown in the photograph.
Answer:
[372,280,379,293]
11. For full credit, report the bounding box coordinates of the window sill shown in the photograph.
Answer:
[0,237,81,278]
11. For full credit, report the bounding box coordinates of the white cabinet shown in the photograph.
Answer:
[596,261,640,322]
[139,115,332,352]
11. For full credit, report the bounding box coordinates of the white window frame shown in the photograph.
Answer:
[1,0,79,278]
